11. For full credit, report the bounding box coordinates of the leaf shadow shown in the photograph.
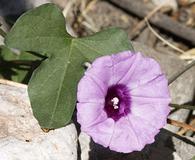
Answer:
[0,58,42,83]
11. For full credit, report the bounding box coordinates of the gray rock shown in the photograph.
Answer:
[0,84,77,160]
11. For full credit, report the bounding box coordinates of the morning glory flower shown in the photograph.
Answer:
[77,51,170,153]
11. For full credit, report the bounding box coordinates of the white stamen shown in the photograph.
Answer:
[113,105,119,109]
[111,97,119,105]
[111,97,119,109]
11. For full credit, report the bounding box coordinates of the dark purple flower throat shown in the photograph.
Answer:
[104,84,131,121]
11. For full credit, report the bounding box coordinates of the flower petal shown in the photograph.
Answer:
[84,55,112,87]
[109,51,137,84]
[83,118,115,148]
[77,76,105,103]
[109,117,142,153]
[128,114,160,147]
[130,102,170,128]
[119,53,164,90]
[85,51,138,86]
[130,74,170,98]
[77,102,107,129]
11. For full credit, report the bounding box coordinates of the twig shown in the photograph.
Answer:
[0,79,27,89]
[168,60,195,84]
[109,0,195,45]
[72,0,99,34]
[190,0,195,4]
[0,27,6,37]
[81,21,99,32]
[179,0,195,6]
[180,48,195,61]
[63,0,76,17]
[170,103,195,110]
[81,0,98,16]
[130,4,164,39]
[145,19,185,54]
[167,118,195,132]
[177,118,195,135]
[80,0,99,32]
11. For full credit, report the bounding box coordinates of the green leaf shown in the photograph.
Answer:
[5,3,134,129]
[191,156,195,160]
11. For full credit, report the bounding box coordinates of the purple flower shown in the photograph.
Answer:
[77,51,170,153]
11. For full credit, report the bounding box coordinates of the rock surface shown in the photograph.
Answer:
[0,84,77,160]
[151,0,178,11]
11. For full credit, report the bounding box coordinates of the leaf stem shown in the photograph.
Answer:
[170,103,195,110]
[168,60,195,85]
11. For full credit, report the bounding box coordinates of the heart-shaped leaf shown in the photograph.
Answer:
[5,4,134,129]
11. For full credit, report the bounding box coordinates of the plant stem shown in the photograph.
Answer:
[170,103,195,110]
[167,118,195,132]
[168,60,195,85]
[177,118,195,135]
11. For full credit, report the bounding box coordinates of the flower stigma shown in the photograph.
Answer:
[111,97,119,109]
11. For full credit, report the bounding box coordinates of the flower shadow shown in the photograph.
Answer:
[87,129,180,160]
[75,113,195,160]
